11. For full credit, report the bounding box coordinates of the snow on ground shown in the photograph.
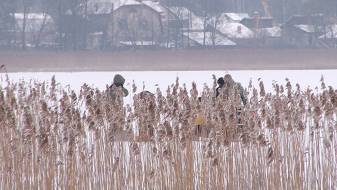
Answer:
[2,70,337,104]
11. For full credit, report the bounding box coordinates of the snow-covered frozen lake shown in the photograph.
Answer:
[3,70,337,89]
[2,70,337,102]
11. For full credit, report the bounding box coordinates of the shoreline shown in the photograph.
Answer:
[1,49,337,72]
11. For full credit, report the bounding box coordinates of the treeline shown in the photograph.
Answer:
[0,0,92,50]
[0,0,337,50]
[165,0,337,22]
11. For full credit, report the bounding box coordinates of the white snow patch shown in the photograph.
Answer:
[2,70,337,96]
[319,25,337,39]
[223,13,250,22]
[260,26,282,38]
[14,13,54,33]
[295,25,316,33]
[184,31,236,46]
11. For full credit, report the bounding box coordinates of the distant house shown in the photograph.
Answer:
[64,0,167,49]
[202,13,253,47]
[167,7,244,48]
[239,16,282,47]
[166,6,210,48]
[71,0,124,49]
[107,0,165,48]
[66,0,184,49]
[281,14,326,48]
[215,14,254,39]
[142,1,180,48]
[14,13,56,48]
[319,24,337,48]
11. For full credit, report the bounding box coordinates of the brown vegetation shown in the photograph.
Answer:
[0,74,336,189]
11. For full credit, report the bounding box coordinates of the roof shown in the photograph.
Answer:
[142,1,165,14]
[184,31,236,46]
[215,14,254,39]
[167,6,190,19]
[207,14,254,39]
[14,13,52,20]
[218,22,254,38]
[240,17,273,28]
[123,0,141,5]
[224,13,250,22]
[319,25,337,39]
[86,0,167,15]
[295,25,315,33]
[168,9,254,39]
[85,0,141,15]
[14,13,54,33]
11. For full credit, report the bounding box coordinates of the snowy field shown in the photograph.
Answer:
[2,70,337,104]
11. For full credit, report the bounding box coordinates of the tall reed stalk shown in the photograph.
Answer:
[0,75,336,189]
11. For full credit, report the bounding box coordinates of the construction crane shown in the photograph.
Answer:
[261,0,272,18]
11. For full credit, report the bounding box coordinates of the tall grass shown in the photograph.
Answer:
[0,74,336,189]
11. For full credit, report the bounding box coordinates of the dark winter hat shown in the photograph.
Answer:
[113,74,126,86]
[217,77,225,85]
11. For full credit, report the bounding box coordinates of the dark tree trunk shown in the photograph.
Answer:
[22,0,28,50]
[35,13,48,48]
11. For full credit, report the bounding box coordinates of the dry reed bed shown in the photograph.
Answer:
[0,75,336,189]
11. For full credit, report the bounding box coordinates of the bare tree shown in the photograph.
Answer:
[21,0,33,50]
[0,0,17,48]
[34,13,48,47]
[210,14,221,48]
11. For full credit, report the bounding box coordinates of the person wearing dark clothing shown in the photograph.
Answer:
[108,74,129,100]
[215,74,248,127]
[215,74,247,106]
[106,74,129,136]
[216,77,225,98]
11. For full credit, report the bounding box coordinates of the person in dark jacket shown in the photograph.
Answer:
[108,74,129,101]
[216,74,247,126]
[216,74,247,105]
[216,77,225,98]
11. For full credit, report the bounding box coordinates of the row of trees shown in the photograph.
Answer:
[1,0,337,50]
[165,0,337,22]
[0,0,89,50]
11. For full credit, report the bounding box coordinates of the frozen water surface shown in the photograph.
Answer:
[2,70,337,93]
